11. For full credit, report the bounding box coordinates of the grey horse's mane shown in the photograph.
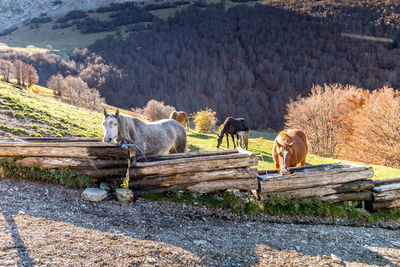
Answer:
[117,114,145,144]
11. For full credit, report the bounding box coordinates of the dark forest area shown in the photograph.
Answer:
[84,0,400,128]
[5,0,400,129]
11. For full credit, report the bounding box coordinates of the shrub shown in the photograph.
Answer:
[193,108,217,133]
[31,17,52,24]
[285,84,365,157]
[350,87,400,168]
[134,99,176,121]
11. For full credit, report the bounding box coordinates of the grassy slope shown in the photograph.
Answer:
[0,81,398,179]
[0,81,103,137]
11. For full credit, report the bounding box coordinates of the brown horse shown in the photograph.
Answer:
[272,129,308,175]
[169,111,190,131]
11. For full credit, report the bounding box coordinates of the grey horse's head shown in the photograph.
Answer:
[102,108,119,143]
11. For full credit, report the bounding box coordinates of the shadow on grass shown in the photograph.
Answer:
[188,133,215,140]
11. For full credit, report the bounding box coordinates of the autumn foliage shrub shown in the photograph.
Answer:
[193,108,217,133]
[286,84,400,168]
[349,87,400,168]
[132,99,176,122]
[286,84,365,157]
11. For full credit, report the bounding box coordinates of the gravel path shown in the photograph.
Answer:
[0,178,399,266]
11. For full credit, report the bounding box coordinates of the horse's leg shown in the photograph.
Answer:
[273,144,280,169]
[231,134,236,148]
[226,133,229,148]
[299,158,306,166]
[236,134,239,147]
[185,118,190,131]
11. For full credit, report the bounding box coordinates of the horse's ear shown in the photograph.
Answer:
[115,109,120,117]
[103,108,107,117]
[289,141,295,147]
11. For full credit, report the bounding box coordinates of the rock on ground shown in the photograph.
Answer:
[81,188,107,202]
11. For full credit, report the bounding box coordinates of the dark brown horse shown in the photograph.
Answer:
[272,129,308,175]
[216,117,248,149]
[169,111,190,131]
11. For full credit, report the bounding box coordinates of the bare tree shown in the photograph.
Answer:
[0,59,15,82]
[285,84,363,157]
[23,63,39,86]
[13,59,23,85]
[47,74,66,96]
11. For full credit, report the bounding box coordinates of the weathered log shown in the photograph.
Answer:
[133,178,258,194]
[0,146,127,159]
[373,199,400,211]
[15,157,127,169]
[259,164,373,193]
[373,183,400,193]
[319,191,373,203]
[258,163,341,175]
[134,152,257,167]
[373,189,400,202]
[130,156,258,178]
[76,156,258,179]
[130,167,258,189]
[0,142,118,147]
[135,149,238,162]
[19,137,103,142]
[261,180,375,200]
[373,177,400,187]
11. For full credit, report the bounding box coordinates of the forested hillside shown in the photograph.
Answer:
[3,0,400,129]
[84,0,400,128]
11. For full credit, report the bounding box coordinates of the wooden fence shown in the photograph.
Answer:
[1,137,400,210]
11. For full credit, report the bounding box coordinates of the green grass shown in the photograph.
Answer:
[143,191,400,222]
[0,81,103,137]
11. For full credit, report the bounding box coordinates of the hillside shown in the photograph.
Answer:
[0,80,399,179]
[1,1,400,129]
[0,0,135,32]
[0,0,260,54]
[0,81,103,138]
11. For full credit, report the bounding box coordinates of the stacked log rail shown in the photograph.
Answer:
[0,140,128,178]
[0,139,259,194]
[258,163,375,203]
[372,177,400,211]
[126,148,259,194]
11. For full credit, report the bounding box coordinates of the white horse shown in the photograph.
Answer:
[103,109,187,155]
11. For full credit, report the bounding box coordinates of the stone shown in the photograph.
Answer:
[116,188,134,203]
[194,240,207,246]
[99,182,111,191]
[81,188,107,202]
[330,254,341,263]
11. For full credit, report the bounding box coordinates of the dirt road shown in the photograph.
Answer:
[0,178,399,266]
